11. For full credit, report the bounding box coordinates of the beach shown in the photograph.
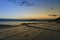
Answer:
[0,23,60,40]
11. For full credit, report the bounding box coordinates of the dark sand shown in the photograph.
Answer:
[0,23,60,40]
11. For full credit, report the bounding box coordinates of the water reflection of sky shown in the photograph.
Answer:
[0,21,40,25]
[0,21,52,25]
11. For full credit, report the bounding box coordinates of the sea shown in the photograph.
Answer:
[0,21,49,25]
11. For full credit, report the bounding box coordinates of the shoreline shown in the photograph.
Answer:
[0,22,59,28]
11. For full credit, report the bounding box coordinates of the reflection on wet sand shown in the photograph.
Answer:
[0,23,60,40]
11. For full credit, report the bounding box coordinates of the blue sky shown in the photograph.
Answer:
[0,0,60,19]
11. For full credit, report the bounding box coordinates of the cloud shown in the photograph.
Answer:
[8,0,36,6]
[50,7,54,9]
[49,14,58,17]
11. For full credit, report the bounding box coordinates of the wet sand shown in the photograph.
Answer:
[0,23,60,40]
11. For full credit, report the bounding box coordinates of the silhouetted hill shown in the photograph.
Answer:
[0,18,42,21]
[0,18,59,22]
[55,17,60,23]
[0,18,23,21]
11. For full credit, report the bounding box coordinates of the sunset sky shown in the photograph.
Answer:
[0,0,60,19]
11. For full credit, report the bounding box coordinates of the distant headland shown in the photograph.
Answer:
[0,17,60,23]
[55,17,60,23]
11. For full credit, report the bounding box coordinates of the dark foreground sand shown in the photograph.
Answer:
[0,23,60,40]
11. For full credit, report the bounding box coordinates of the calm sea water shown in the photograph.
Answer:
[0,21,45,25]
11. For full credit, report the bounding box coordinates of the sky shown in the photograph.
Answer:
[0,0,60,19]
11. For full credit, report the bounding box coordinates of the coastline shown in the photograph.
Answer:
[0,23,60,40]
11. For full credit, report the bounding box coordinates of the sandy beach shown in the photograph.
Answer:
[0,23,60,40]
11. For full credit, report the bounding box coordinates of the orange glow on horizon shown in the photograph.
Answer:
[17,14,58,19]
